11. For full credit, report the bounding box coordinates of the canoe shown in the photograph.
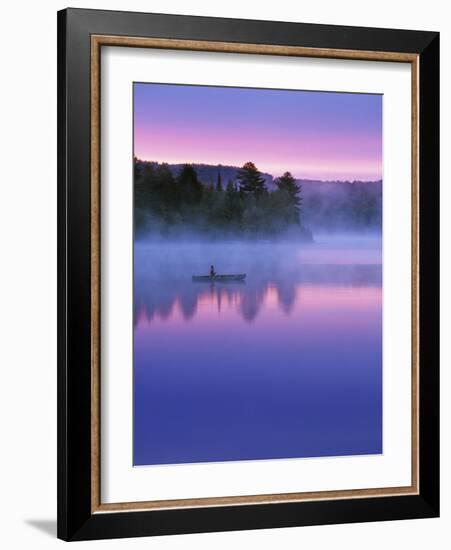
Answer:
[192,274,246,282]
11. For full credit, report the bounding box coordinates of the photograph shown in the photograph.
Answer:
[132,82,383,466]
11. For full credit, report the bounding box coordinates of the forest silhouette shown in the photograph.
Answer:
[134,158,382,237]
[134,159,310,238]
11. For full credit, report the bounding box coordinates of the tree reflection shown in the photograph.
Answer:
[134,264,381,326]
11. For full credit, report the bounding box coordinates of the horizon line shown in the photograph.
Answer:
[134,157,382,184]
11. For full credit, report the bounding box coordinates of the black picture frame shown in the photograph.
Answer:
[57,7,439,541]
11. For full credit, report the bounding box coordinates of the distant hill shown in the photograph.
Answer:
[136,160,275,189]
[136,160,380,189]
[300,178,382,230]
[172,163,276,188]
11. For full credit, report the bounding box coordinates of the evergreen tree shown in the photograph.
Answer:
[225,180,234,193]
[236,162,267,199]
[223,180,243,224]
[177,164,203,205]
[133,156,142,181]
[133,158,313,237]
[134,161,156,213]
[275,171,302,223]
[216,172,222,192]
[276,171,301,207]
[152,163,178,221]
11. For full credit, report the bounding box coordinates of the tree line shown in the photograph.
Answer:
[134,159,308,237]
[301,180,382,230]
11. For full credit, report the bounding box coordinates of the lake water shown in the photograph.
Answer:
[133,236,382,465]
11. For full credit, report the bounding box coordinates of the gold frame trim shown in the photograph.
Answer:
[90,35,420,514]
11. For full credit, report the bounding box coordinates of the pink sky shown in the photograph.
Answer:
[134,83,382,181]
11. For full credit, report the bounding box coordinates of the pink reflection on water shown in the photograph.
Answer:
[136,283,381,334]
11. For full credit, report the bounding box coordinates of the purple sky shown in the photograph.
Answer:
[134,83,382,181]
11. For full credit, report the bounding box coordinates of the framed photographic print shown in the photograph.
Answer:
[57,8,439,541]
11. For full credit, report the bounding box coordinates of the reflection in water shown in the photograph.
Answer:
[133,238,383,466]
[135,265,381,324]
[134,239,382,325]
[135,265,381,325]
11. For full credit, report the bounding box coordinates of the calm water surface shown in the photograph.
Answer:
[133,236,382,465]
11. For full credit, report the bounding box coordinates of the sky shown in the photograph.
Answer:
[134,83,382,182]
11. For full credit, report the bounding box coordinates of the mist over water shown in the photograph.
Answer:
[134,233,383,465]
[134,234,381,323]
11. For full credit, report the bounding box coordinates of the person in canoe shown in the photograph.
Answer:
[210,265,216,277]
